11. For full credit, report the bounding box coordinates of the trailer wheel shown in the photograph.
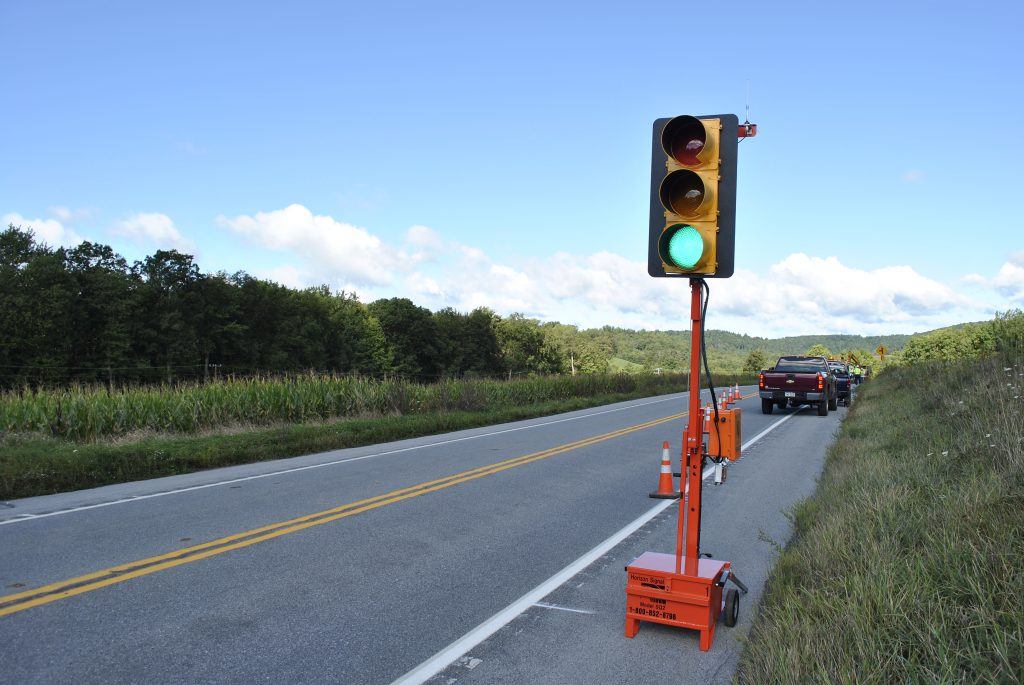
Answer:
[724,589,739,627]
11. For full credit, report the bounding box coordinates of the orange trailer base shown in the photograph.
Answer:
[624,552,729,652]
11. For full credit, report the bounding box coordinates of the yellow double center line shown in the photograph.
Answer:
[1,408,700,618]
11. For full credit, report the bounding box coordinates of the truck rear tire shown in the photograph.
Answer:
[817,399,828,416]
[828,395,837,410]
[761,398,774,414]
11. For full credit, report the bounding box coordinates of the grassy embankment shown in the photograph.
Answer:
[0,372,753,500]
[739,355,1023,683]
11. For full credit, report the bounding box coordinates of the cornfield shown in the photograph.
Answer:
[0,372,752,443]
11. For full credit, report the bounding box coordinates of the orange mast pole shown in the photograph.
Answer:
[676,278,704,575]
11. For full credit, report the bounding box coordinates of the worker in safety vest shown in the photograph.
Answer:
[852,364,862,384]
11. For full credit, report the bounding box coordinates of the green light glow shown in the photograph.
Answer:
[667,225,703,269]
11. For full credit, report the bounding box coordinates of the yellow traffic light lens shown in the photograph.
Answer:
[661,116,707,166]
[659,169,705,217]
[660,224,704,270]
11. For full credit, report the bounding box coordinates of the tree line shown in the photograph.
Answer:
[889,313,1024,365]
[2,222,928,388]
[1,225,620,387]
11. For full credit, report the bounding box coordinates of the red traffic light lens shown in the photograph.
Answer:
[659,169,705,217]
[661,115,707,166]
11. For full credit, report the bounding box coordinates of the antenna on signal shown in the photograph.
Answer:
[739,79,757,139]
[745,79,751,124]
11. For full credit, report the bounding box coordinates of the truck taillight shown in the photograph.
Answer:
[817,373,824,390]
[759,372,764,389]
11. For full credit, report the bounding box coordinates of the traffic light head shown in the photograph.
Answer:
[648,113,738,278]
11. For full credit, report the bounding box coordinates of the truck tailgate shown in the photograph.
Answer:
[762,372,820,392]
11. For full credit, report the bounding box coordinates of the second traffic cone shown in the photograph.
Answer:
[649,441,680,499]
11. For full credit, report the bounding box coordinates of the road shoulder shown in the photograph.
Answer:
[420,404,841,685]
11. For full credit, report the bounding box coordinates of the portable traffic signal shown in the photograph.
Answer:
[648,113,739,278]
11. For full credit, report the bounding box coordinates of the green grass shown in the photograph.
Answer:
[738,355,1024,683]
[0,372,724,442]
[608,357,645,373]
[0,373,754,500]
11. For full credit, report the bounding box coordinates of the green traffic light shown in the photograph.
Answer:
[666,225,704,269]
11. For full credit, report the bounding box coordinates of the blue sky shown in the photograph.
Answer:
[2,0,1022,335]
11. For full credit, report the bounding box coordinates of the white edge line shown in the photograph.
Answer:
[389,406,801,685]
[532,602,596,615]
[390,498,676,685]
[740,406,803,451]
[1,388,748,526]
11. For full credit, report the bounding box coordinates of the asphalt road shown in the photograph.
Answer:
[0,386,842,684]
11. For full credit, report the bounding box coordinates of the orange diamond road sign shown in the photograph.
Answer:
[876,345,887,359]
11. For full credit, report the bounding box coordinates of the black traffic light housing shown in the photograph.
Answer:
[647,113,739,278]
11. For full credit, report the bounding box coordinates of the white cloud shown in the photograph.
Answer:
[993,251,1024,302]
[405,225,442,251]
[404,247,979,336]
[2,212,83,247]
[47,206,93,222]
[221,204,1001,335]
[961,273,988,286]
[48,206,73,222]
[403,225,444,263]
[113,212,193,251]
[902,170,924,182]
[218,204,395,286]
[260,264,307,289]
[406,271,444,297]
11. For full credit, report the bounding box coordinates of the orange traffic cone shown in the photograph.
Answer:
[649,441,680,499]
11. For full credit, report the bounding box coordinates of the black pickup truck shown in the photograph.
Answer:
[827,360,852,406]
[759,355,837,416]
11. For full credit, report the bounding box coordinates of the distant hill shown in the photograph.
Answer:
[588,326,918,374]
[704,330,913,358]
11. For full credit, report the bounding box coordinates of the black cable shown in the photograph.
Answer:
[699,279,724,462]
